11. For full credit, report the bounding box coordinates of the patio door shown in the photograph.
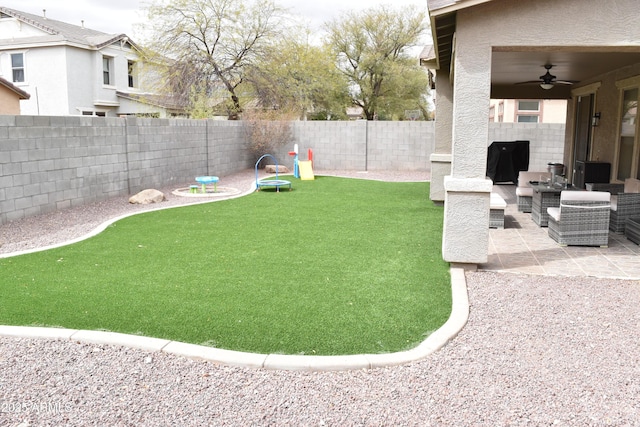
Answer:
[572,94,595,187]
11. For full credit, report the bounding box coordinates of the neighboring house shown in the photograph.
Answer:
[424,0,640,265]
[346,107,364,120]
[489,99,567,124]
[0,75,29,114]
[0,7,184,117]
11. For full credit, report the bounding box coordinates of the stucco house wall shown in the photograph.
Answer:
[0,76,29,114]
[565,62,640,175]
[18,46,70,115]
[66,46,97,115]
[0,85,21,114]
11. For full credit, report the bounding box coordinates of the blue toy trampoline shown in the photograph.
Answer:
[255,154,292,192]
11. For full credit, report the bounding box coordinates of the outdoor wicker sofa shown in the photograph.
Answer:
[547,191,611,247]
[609,178,640,233]
[515,171,550,212]
[585,182,625,192]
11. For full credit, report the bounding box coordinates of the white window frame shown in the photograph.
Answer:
[127,60,137,88]
[515,99,541,123]
[103,55,114,86]
[81,110,108,117]
[11,52,25,83]
[614,75,640,181]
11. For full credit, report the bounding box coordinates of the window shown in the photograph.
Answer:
[617,87,638,180]
[518,101,540,111]
[516,100,541,123]
[11,53,24,83]
[103,56,113,85]
[82,110,107,117]
[127,60,136,88]
[517,115,539,123]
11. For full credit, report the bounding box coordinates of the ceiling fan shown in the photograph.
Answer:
[517,64,577,90]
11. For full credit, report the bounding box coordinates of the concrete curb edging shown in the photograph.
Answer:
[0,267,469,371]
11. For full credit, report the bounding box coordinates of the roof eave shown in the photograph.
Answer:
[428,0,495,70]
[428,0,494,17]
[0,77,30,99]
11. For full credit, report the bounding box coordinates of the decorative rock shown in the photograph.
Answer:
[265,164,289,173]
[129,189,166,204]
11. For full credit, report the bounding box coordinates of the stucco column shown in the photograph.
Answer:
[442,43,492,264]
[429,72,453,204]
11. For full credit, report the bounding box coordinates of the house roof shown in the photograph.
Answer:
[0,76,30,99]
[419,45,436,67]
[116,91,187,113]
[426,1,495,70]
[428,0,494,15]
[0,7,138,50]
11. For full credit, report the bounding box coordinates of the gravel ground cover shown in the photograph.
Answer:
[2,273,639,425]
[2,169,639,425]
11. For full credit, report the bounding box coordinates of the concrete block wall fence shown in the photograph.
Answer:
[0,116,250,225]
[272,120,435,172]
[488,123,566,172]
[124,117,209,192]
[0,115,129,224]
[0,116,565,225]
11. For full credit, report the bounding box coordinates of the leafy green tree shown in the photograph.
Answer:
[325,5,428,120]
[375,60,431,120]
[140,0,286,119]
[246,29,350,120]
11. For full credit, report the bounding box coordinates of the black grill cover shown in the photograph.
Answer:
[486,140,530,184]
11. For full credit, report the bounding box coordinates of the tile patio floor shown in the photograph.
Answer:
[480,184,640,279]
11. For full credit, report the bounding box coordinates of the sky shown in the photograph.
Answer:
[1,0,429,41]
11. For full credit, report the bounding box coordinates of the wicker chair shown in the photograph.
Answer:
[585,183,625,193]
[516,171,550,212]
[547,191,611,247]
[609,178,640,233]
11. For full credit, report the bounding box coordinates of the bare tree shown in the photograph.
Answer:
[141,0,286,119]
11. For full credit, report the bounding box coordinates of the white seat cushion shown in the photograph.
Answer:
[610,195,618,211]
[516,187,533,197]
[560,190,610,203]
[490,193,506,209]
[547,207,561,221]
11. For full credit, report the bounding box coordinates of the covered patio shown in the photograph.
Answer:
[483,183,640,278]
[425,0,640,266]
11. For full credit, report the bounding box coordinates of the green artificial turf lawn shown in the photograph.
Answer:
[0,176,450,355]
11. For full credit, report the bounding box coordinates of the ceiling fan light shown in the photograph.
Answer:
[540,83,554,90]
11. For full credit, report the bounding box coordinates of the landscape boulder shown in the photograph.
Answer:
[129,189,166,204]
[265,164,289,173]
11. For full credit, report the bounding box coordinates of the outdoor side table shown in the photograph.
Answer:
[195,176,219,193]
[530,183,563,227]
[624,217,640,245]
